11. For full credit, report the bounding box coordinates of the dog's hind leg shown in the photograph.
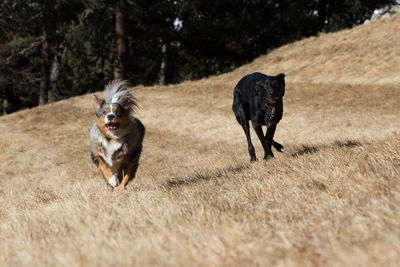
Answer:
[242,119,257,162]
[233,92,257,162]
[234,111,257,161]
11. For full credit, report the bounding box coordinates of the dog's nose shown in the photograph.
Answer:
[107,114,115,120]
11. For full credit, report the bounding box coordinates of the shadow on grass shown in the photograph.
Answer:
[165,165,249,189]
[291,139,361,158]
[291,146,320,157]
[333,140,361,148]
[164,140,362,189]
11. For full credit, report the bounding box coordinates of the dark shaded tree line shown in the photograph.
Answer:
[0,0,393,114]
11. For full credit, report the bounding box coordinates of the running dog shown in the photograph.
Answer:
[90,80,145,191]
[232,72,285,162]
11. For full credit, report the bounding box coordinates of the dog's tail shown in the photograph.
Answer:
[273,141,285,152]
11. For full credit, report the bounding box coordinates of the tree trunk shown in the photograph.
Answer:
[39,26,49,106]
[114,0,128,80]
[2,98,7,115]
[158,43,168,86]
[48,54,59,103]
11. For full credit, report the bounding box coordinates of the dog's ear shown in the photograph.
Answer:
[91,93,104,116]
[277,73,285,96]
[117,94,137,113]
[119,96,131,110]
[278,73,285,83]
[277,73,285,89]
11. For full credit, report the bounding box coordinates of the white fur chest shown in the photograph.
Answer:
[99,138,124,167]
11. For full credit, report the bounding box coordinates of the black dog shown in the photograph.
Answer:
[232,72,285,162]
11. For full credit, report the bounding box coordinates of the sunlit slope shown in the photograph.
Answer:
[215,14,400,85]
[0,14,399,267]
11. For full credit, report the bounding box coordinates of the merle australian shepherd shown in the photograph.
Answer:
[232,72,285,162]
[90,80,145,192]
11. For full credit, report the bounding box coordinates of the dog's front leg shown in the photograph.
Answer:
[93,148,116,191]
[264,124,277,160]
[253,123,273,160]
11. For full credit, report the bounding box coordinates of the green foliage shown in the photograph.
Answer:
[318,0,394,32]
[57,2,115,98]
[176,0,320,79]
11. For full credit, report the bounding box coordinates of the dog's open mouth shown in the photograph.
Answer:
[106,122,120,131]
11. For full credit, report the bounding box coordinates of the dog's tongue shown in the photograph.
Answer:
[108,123,117,130]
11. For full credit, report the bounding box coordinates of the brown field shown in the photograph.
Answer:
[1,15,400,267]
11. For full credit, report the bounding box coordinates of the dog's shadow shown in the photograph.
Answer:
[290,139,361,158]
[164,140,361,189]
[164,165,249,189]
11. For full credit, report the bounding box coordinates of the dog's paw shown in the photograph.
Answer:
[108,175,118,187]
[263,153,274,160]
[272,141,285,153]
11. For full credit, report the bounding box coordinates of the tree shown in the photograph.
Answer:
[316,0,396,32]
[49,54,60,103]
[114,0,128,79]
[56,1,114,98]
[39,24,50,106]
[0,1,44,112]
[158,42,168,85]
[0,0,83,112]
[129,0,179,85]
[0,0,395,114]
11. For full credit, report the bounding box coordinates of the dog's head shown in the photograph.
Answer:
[92,80,137,138]
[256,73,285,104]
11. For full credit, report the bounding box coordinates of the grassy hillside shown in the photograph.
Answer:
[1,15,399,266]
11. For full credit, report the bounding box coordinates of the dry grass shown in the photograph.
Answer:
[1,16,400,267]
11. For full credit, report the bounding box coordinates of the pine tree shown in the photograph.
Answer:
[114,0,128,80]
